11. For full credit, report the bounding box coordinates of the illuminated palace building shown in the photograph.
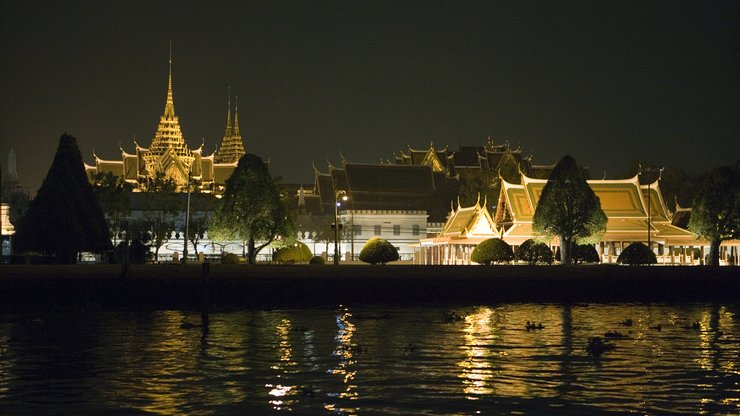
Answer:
[84,53,245,192]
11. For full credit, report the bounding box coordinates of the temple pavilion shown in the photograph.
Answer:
[85,51,245,193]
[417,172,706,265]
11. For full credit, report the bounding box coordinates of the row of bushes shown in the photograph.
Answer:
[269,238,400,265]
[212,238,657,266]
[471,238,656,265]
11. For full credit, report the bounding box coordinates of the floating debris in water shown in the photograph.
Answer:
[619,318,633,327]
[526,321,545,330]
[442,312,464,323]
[650,324,662,331]
[684,321,701,330]
[180,320,200,329]
[586,336,616,357]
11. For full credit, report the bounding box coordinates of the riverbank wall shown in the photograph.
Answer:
[0,264,738,309]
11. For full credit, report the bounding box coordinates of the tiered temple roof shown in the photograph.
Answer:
[434,196,499,242]
[84,48,240,193]
[394,137,555,180]
[497,173,696,246]
[307,159,458,222]
[215,92,246,164]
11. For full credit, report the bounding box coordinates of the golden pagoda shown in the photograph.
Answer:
[214,90,246,164]
[85,46,240,193]
[139,48,195,185]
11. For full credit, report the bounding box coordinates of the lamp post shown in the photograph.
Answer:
[333,190,348,265]
[638,165,664,249]
[183,168,192,264]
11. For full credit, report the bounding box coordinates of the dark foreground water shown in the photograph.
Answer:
[0,304,738,415]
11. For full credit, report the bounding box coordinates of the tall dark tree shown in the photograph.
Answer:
[457,169,496,209]
[688,167,739,266]
[459,151,521,213]
[14,133,112,263]
[533,155,607,265]
[210,154,295,264]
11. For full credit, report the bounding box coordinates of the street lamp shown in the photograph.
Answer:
[638,165,664,249]
[183,168,192,264]
[333,190,349,265]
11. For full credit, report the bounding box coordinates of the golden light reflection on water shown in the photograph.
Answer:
[457,307,494,397]
[114,310,200,416]
[268,317,298,411]
[325,308,358,414]
[0,304,737,415]
[0,334,9,398]
[718,307,738,375]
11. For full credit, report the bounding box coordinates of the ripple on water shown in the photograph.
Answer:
[0,303,738,415]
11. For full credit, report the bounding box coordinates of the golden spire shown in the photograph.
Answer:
[144,41,193,183]
[224,86,232,138]
[164,40,175,118]
[232,94,240,136]
[215,92,245,163]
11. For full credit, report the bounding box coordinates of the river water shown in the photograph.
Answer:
[0,303,738,415]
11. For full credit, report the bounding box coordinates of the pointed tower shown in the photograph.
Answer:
[223,87,233,139]
[141,42,194,185]
[215,92,246,163]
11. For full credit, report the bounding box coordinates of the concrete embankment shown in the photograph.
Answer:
[0,264,738,309]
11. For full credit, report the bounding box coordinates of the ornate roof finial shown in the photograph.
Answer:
[232,94,240,136]
[164,40,175,118]
[224,86,232,138]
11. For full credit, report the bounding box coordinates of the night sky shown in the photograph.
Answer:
[2,1,738,195]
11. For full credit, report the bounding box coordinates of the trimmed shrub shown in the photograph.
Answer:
[222,253,241,264]
[617,243,657,265]
[309,255,326,265]
[574,244,600,264]
[555,244,601,264]
[273,242,312,264]
[359,237,399,265]
[516,239,553,265]
[471,238,514,265]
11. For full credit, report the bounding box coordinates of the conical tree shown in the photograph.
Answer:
[14,133,112,263]
[532,155,607,265]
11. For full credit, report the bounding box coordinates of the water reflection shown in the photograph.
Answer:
[0,332,10,399]
[458,307,494,397]
[0,303,737,415]
[326,307,358,414]
[267,317,297,411]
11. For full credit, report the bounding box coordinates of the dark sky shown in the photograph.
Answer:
[2,1,738,194]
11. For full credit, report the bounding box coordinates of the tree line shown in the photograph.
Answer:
[10,133,739,266]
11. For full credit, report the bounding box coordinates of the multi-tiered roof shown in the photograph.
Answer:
[84,46,242,193]
[215,91,246,163]
[140,48,196,185]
